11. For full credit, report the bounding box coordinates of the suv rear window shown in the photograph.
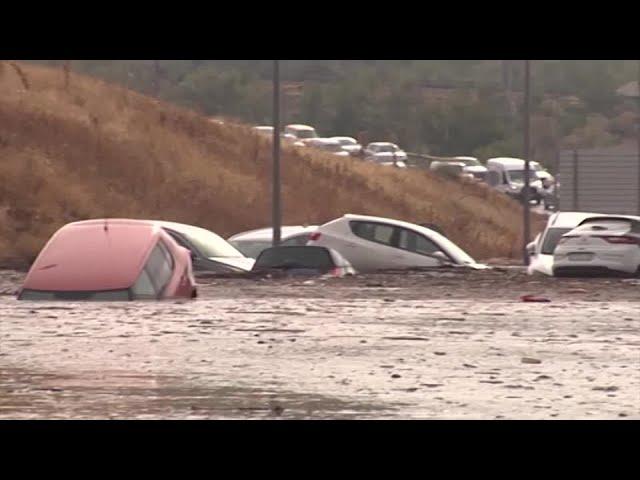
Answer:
[253,246,335,271]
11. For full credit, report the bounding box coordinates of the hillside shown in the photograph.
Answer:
[0,62,541,267]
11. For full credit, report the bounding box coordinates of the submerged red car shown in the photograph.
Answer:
[18,219,197,301]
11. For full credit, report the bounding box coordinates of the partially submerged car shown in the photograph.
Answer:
[18,219,197,301]
[251,246,355,277]
[227,225,318,259]
[553,216,640,277]
[307,214,486,272]
[527,211,600,276]
[154,221,254,273]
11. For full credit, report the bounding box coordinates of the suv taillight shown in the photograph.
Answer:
[596,236,639,245]
[309,232,322,241]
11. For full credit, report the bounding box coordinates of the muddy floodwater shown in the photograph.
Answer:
[0,268,638,419]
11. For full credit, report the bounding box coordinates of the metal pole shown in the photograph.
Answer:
[272,60,282,247]
[573,149,579,211]
[522,60,531,265]
[637,60,640,215]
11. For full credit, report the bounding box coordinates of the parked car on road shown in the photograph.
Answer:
[284,124,318,141]
[553,216,640,277]
[486,158,544,204]
[155,221,254,273]
[329,137,362,156]
[17,219,197,301]
[305,138,350,157]
[251,127,297,145]
[453,157,488,182]
[526,211,601,276]
[228,225,318,259]
[307,214,486,272]
[251,246,355,277]
[363,142,408,164]
[429,161,467,179]
[252,126,274,136]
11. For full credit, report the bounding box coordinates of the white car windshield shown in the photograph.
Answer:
[167,225,244,258]
[374,145,398,153]
[437,236,476,265]
[229,240,272,259]
[456,158,481,166]
[295,130,317,139]
[322,144,343,153]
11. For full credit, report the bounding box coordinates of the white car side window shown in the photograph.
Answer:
[398,228,440,255]
[350,221,394,246]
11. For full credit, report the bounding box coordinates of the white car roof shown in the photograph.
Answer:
[341,214,443,240]
[487,157,527,168]
[228,225,318,242]
[330,136,358,142]
[368,142,398,147]
[312,138,341,146]
[286,124,315,131]
[547,211,603,228]
[454,156,478,161]
[253,126,273,130]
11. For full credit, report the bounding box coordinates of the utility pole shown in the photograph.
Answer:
[272,60,282,247]
[637,60,640,215]
[522,60,532,265]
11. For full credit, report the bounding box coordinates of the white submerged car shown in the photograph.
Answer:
[553,216,640,277]
[306,214,486,272]
[227,225,318,259]
[155,221,255,273]
[527,211,601,276]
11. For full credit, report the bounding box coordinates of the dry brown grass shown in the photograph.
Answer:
[0,61,544,266]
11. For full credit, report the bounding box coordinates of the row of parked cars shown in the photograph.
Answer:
[252,124,558,209]
[527,211,640,277]
[429,157,558,210]
[251,124,409,167]
[17,214,487,301]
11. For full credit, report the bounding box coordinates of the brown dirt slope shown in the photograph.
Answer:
[0,61,541,266]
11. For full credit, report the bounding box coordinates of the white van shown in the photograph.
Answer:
[486,157,544,204]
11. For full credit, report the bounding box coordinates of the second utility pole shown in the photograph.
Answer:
[522,60,532,265]
[272,60,282,247]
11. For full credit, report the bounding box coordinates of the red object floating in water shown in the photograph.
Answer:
[520,295,551,303]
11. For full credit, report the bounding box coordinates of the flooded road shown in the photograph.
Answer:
[1,269,639,419]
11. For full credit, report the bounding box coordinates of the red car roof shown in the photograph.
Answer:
[23,220,161,292]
